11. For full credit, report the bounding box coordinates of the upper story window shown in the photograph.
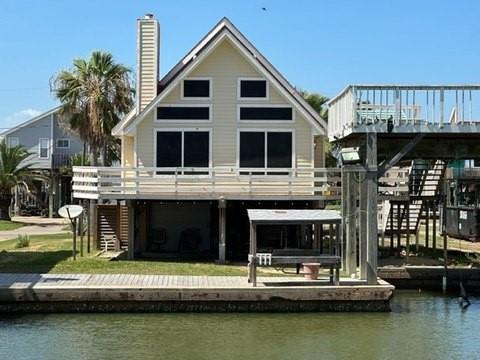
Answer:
[238,79,268,99]
[156,105,211,122]
[238,105,293,122]
[39,138,49,159]
[182,78,211,99]
[56,138,70,149]
[6,136,19,148]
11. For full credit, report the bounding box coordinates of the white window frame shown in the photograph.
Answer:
[154,104,213,123]
[38,138,50,159]
[181,77,212,100]
[237,77,269,101]
[153,128,213,177]
[56,138,70,149]
[237,104,295,124]
[6,136,19,148]
[236,128,295,176]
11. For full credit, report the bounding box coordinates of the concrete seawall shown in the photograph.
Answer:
[0,274,394,313]
[378,266,480,291]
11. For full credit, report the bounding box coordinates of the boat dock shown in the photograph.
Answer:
[0,273,394,313]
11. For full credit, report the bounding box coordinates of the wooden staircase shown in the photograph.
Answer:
[381,160,446,235]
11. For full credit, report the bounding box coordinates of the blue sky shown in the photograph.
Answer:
[1,0,479,130]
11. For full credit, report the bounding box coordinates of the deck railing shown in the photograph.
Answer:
[328,85,480,140]
[72,166,411,201]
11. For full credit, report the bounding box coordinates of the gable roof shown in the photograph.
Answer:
[113,17,327,136]
[1,106,60,137]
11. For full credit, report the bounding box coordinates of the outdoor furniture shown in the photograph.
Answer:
[255,250,341,284]
[247,209,342,287]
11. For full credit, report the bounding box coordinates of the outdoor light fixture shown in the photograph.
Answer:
[340,147,362,165]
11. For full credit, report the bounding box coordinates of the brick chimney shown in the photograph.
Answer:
[136,13,159,113]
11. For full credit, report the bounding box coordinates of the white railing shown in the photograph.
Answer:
[72,166,411,201]
[72,166,343,200]
[328,85,480,140]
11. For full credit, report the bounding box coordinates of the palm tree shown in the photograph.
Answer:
[0,141,32,220]
[51,51,134,166]
[301,91,338,167]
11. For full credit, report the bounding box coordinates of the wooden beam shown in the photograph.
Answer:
[359,172,367,280]
[345,170,357,277]
[378,133,425,177]
[366,133,378,285]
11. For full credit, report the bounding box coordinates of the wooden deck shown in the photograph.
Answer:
[0,274,394,313]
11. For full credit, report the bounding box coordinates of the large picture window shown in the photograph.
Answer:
[156,130,210,174]
[239,131,293,174]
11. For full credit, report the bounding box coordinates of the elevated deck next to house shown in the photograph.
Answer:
[0,273,394,313]
[72,166,410,201]
[329,85,480,144]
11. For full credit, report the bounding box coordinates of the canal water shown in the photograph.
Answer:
[0,291,478,360]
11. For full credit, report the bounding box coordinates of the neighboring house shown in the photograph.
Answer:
[73,15,329,261]
[1,107,84,217]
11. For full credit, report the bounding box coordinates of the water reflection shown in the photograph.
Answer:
[0,291,478,360]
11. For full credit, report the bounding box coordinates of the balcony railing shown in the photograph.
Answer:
[72,166,410,201]
[328,85,480,140]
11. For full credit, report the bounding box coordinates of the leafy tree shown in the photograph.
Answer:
[301,91,338,167]
[0,141,32,220]
[51,51,134,166]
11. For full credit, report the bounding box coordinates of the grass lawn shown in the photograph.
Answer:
[0,233,282,276]
[0,220,24,231]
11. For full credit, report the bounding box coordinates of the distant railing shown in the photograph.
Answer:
[72,166,410,201]
[328,85,480,140]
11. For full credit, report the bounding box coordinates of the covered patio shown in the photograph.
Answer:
[247,209,345,287]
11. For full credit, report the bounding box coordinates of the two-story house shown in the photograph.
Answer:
[73,15,329,262]
[1,107,84,217]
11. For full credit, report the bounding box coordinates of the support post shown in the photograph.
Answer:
[345,170,357,277]
[442,181,448,293]
[48,174,55,218]
[390,203,394,254]
[397,203,401,251]
[359,171,367,280]
[79,212,84,257]
[425,201,430,249]
[341,167,347,269]
[432,200,437,251]
[406,202,410,265]
[86,202,91,253]
[218,199,227,264]
[89,200,97,250]
[127,200,135,260]
[366,133,378,285]
[248,222,257,287]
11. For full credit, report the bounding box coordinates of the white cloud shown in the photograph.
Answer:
[2,109,42,131]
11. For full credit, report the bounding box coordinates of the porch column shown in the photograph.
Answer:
[218,199,227,264]
[127,200,135,260]
[366,133,378,284]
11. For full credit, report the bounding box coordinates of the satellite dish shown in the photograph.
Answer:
[58,205,84,220]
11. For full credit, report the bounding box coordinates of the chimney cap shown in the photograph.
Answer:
[144,13,154,19]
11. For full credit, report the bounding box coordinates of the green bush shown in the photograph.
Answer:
[14,234,30,249]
